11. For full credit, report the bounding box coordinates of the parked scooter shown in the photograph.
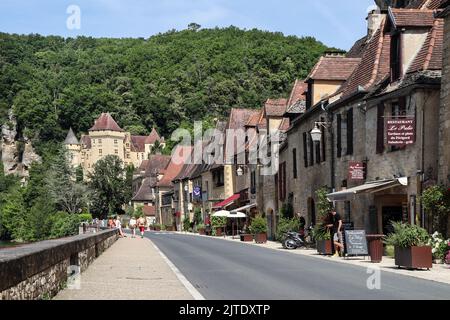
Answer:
[282,225,313,250]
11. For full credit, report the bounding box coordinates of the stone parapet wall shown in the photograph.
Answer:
[0,229,118,300]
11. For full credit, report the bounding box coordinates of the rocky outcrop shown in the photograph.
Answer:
[1,110,41,177]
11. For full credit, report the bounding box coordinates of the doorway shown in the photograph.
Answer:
[382,206,403,235]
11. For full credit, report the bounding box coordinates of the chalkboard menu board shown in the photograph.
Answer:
[345,230,368,256]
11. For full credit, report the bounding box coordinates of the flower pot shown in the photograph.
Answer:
[254,233,267,244]
[198,228,206,235]
[215,227,223,236]
[240,234,253,242]
[316,239,333,255]
[394,246,432,269]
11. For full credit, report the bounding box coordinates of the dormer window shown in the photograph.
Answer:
[390,32,402,82]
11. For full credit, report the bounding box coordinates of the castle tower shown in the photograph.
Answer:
[64,128,81,167]
[88,113,126,168]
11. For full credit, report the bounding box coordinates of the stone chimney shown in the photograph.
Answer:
[367,6,384,38]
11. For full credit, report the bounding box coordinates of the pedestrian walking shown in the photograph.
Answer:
[129,216,137,238]
[138,215,147,239]
[115,216,126,238]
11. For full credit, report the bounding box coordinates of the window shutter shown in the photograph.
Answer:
[315,140,321,164]
[321,118,326,162]
[376,104,385,154]
[309,131,314,166]
[293,148,298,179]
[337,114,342,158]
[346,108,354,155]
[303,132,308,168]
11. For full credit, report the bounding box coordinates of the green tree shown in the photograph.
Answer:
[88,155,128,219]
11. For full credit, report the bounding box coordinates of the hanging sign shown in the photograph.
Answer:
[348,161,365,180]
[386,117,415,146]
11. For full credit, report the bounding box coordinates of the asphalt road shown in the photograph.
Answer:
[146,232,450,300]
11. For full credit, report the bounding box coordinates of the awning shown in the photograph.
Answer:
[212,194,240,209]
[327,178,408,202]
[230,203,256,213]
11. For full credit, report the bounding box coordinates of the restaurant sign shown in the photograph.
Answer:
[348,161,365,181]
[386,117,415,146]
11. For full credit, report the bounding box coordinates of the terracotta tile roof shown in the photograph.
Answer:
[144,155,171,177]
[339,18,391,99]
[279,118,290,131]
[157,146,192,188]
[286,80,307,114]
[143,205,156,217]
[246,112,261,127]
[145,128,161,145]
[306,55,361,81]
[265,98,288,117]
[81,136,91,149]
[346,36,368,58]
[138,160,150,172]
[389,8,435,28]
[132,177,154,202]
[89,113,124,132]
[131,136,147,152]
[228,108,260,130]
[407,18,444,73]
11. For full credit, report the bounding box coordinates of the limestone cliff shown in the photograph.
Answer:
[1,111,41,177]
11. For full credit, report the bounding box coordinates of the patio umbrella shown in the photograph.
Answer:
[228,212,247,238]
[212,210,230,237]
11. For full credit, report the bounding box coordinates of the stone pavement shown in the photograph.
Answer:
[175,231,450,286]
[54,236,194,300]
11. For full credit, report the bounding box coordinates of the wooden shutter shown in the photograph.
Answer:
[376,104,385,154]
[321,119,326,162]
[303,132,308,168]
[293,148,298,179]
[309,132,314,166]
[337,114,342,158]
[346,108,354,155]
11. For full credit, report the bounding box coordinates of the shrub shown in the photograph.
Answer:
[183,216,191,231]
[276,217,300,242]
[427,232,450,260]
[78,213,93,223]
[249,215,267,235]
[384,222,430,248]
[49,212,80,239]
[312,224,331,241]
[197,224,205,230]
[194,208,203,225]
[211,216,227,228]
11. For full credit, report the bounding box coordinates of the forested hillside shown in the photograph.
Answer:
[0,26,331,153]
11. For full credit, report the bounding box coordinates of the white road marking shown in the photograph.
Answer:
[149,239,205,300]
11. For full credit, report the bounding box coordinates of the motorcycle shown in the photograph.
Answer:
[282,225,313,250]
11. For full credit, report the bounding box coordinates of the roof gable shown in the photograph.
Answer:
[306,55,361,81]
[89,113,124,132]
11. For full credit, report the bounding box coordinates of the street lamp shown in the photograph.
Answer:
[310,122,331,143]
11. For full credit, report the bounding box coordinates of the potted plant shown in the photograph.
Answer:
[385,222,432,270]
[154,224,161,231]
[197,224,206,235]
[313,187,333,255]
[313,224,332,255]
[211,216,226,236]
[250,215,268,244]
[427,232,450,264]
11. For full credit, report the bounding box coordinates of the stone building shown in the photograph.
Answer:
[64,113,165,177]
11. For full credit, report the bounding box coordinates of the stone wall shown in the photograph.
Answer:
[0,229,118,300]
[439,12,450,186]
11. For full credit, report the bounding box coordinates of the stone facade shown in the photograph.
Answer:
[439,10,450,186]
[0,229,118,300]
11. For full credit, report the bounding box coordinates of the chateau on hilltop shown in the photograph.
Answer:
[64,113,165,175]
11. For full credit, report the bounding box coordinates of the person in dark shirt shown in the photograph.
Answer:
[327,210,344,257]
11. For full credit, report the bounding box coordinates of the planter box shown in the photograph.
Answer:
[254,233,267,244]
[165,226,174,232]
[198,228,206,235]
[316,240,333,255]
[155,227,161,231]
[215,227,223,237]
[395,246,432,269]
[240,234,253,242]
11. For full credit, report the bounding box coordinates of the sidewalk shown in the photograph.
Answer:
[175,231,450,286]
[54,236,194,300]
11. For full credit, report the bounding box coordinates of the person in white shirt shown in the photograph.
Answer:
[129,216,137,238]
[115,216,125,238]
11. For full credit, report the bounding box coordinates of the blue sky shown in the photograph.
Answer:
[0,0,376,50]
